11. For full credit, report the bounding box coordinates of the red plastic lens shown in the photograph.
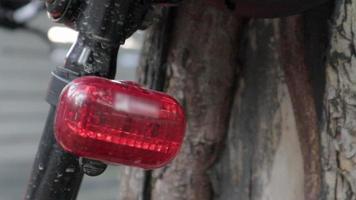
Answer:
[55,76,186,169]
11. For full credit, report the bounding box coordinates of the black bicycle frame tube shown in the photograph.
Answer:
[25,0,143,199]
[25,107,83,200]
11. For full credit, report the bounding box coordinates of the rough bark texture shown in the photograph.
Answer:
[116,0,356,199]
[210,10,330,199]
[150,3,241,199]
[323,0,356,199]
[211,19,302,200]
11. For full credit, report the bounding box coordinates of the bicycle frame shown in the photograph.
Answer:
[25,0,144,199]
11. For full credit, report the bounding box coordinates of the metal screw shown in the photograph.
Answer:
[79,158,108,177]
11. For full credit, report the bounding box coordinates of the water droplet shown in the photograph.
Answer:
[65,167,75,173]
[38,164,45,171]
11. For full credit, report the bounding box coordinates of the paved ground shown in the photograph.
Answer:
[0,13,139,200]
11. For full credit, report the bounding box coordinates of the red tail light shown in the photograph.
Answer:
[55,76,186,169]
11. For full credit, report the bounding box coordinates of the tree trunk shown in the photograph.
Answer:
[117,0,356,199]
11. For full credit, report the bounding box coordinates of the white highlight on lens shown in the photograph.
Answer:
[114,93,159,118]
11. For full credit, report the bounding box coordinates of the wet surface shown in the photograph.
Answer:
[0,14,124,200]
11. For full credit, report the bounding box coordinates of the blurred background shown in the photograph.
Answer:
[0,12,144,200]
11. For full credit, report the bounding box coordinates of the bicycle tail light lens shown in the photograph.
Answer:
[55,76,186,169]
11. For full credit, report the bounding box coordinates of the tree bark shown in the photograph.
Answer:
[323,0,356,199]
[117,0,356,199]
